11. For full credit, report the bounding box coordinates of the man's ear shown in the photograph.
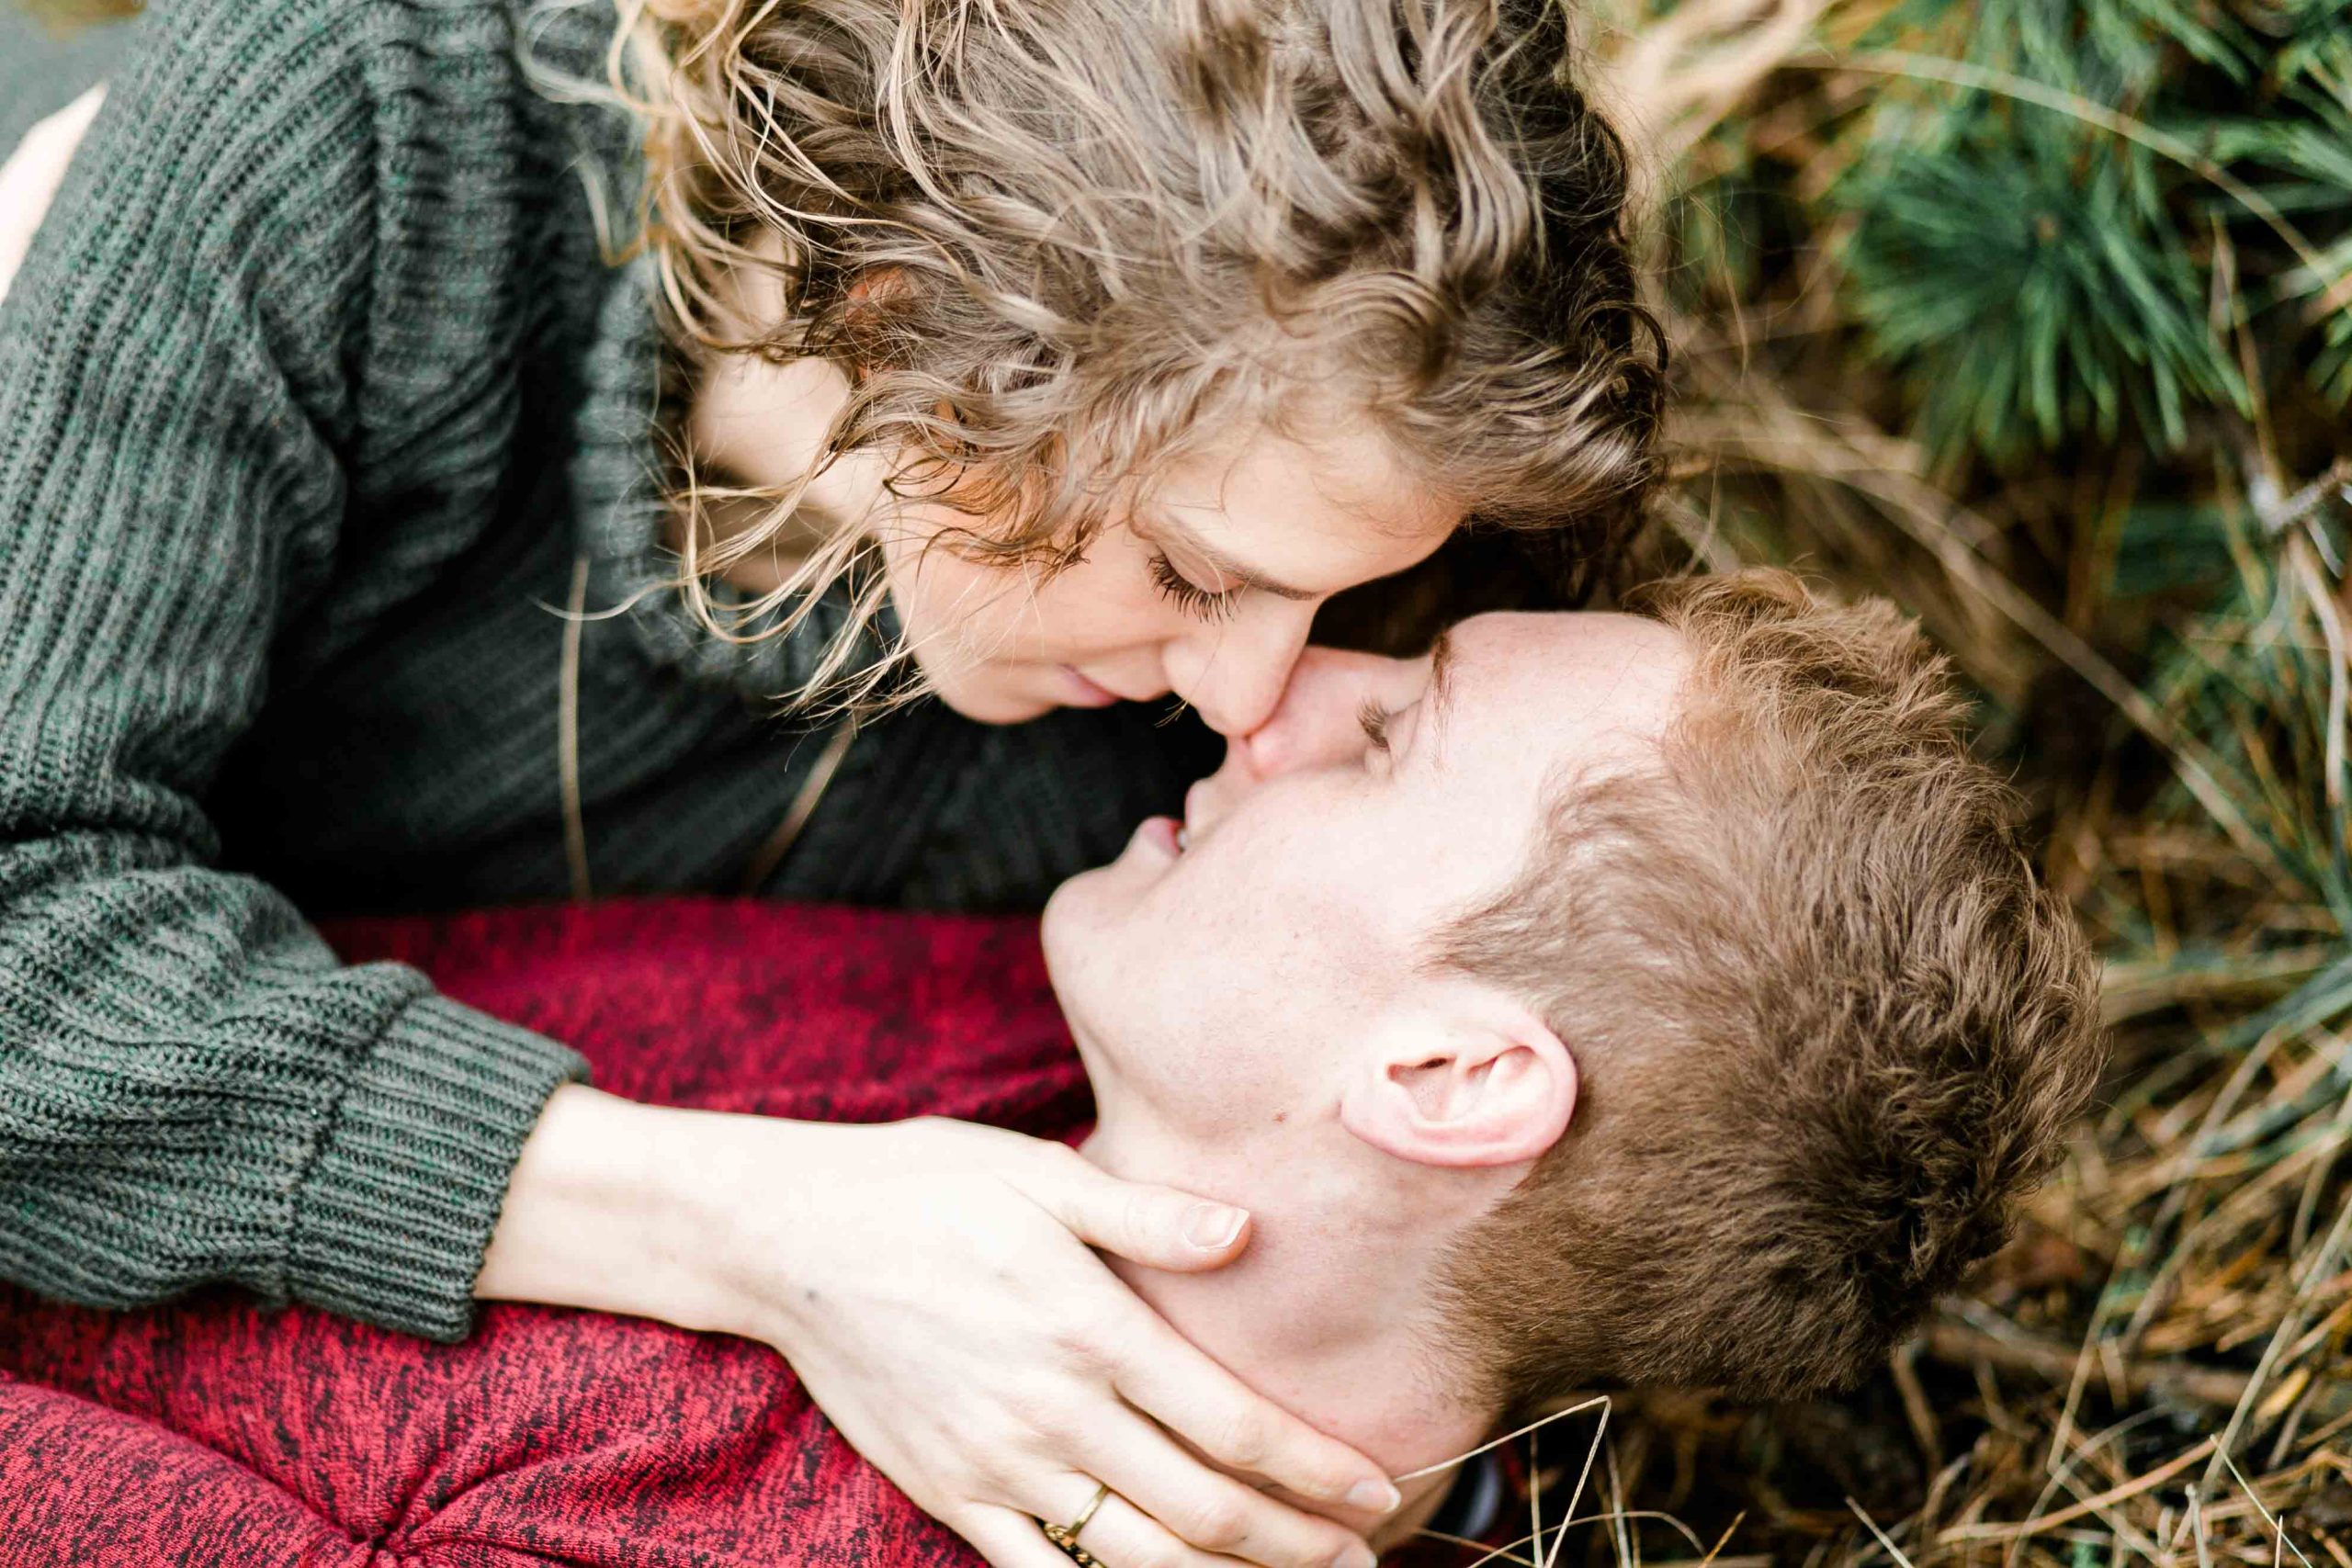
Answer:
[1337,985,1577,1168]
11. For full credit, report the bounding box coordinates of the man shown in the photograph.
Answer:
[0,571,2102,1567]
[1035,569,2104,1554]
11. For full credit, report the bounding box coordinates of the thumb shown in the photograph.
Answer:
[1027,1158,1252,1273]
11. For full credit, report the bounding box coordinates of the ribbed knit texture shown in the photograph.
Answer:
[0,0,1214,1343]
[0,899,1511,1568]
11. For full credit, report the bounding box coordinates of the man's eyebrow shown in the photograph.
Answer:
[1424,626,1457,750]
[1145,514,1318,603]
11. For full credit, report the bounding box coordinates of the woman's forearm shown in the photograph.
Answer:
[474,1085,762,1336]
[475,1099,1396,1568]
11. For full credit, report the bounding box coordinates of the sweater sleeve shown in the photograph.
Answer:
[0,1,588,1341]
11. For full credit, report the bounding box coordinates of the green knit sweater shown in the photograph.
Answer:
[0,0,1210,1341]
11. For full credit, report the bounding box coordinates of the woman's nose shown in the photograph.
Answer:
[1161,605,1317,737]
[1236,645,1407,778]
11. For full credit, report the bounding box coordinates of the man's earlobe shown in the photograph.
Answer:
[1338,991,1577,1169]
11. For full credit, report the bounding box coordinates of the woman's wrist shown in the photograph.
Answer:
[474,1084,762,1337]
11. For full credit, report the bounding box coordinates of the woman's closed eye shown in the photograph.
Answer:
[1358,700,1393,759]
[1148,550,1241,623]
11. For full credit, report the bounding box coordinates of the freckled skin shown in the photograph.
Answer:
[1041,610,1696,1477]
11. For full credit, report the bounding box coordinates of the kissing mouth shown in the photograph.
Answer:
[1135,815,1185,860]
[1138,791,1212,862]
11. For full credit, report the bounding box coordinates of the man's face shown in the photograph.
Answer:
[1042,610,1693,1154]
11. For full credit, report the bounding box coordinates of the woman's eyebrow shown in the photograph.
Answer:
[1146,514,1317,602]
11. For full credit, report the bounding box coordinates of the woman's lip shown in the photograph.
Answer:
[1059,665,1123,707]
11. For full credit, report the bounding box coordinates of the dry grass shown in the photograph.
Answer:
[1441,3,2352,1564]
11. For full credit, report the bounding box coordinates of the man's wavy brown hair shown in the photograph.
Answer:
[605,0,1665,700]
[1437,570,2106,1416]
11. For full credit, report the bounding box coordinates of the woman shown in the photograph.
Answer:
[0,0,1660,1564]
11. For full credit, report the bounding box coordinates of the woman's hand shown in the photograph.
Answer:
[479,1088,1399,1568]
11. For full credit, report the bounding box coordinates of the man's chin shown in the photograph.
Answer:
[1039,869,1134,1041]
[1038,868,1104,984]
[1042,860,1122,937]
[1040,829,1167,982]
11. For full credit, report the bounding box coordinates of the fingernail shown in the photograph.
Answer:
[1345,1480,1401,1515]
[1333,1545,1380,1568]
[1183,1202,1247,1249]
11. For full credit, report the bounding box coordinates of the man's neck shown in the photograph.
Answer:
[1078,1116,1492,1518]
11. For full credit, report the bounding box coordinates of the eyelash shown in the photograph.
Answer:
[1359,700,1393,755]
[1148,551,1241,624]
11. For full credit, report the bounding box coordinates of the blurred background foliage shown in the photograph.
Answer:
[15,0,2350,1560]
[1521,1,2352,1564]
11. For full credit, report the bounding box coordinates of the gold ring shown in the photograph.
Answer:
[1039,1482,1114,1565]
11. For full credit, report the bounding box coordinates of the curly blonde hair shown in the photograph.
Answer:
[610,0,1666,703]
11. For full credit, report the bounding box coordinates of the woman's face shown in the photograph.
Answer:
[690,245,1459,731]
[875,420,1461,736]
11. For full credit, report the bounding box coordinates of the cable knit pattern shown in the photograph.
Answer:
[0,900,1512,1567]
[0,2,1214,1349]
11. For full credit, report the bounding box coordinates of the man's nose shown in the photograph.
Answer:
[1234,645,1406,779]
[1161,604,1317,738]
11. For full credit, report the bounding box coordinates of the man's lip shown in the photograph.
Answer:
[1136,815,1182,858]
